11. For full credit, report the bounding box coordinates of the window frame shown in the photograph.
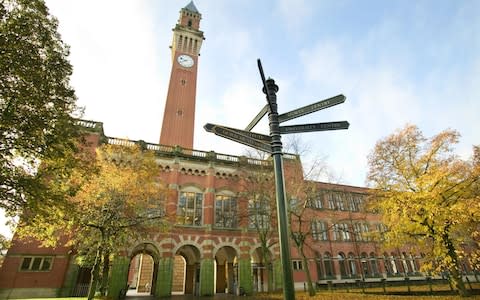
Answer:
[177,190,204,226]
[19,256,53,272]
[214,193,238,229]
[292,260,303,270]
[311,220,328,241]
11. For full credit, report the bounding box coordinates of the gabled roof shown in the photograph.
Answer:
[184,1,199,14]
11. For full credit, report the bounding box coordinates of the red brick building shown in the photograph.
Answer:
[0,1,441,299]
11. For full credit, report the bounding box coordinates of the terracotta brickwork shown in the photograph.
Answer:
[159,1,204,149]
[0,2,437,298]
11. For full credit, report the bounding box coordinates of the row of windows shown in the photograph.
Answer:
[176,191,374,231]
[307,192,366,212]
[313,251,420,278]
[20,256,53,271]
[177,35,199,54]
[311,221,383,242]
[176,192,276,230]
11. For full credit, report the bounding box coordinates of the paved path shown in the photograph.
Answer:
[126,293,241,300]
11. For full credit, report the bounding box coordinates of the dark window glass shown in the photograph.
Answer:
[21,257,32,270]
[41,257,52,271]
[31,257,42,270]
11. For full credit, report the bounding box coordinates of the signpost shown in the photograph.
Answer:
[204,123,271,153]
[278,94,345,123]
[279,121,349,134]
[204,59,349,300]
[245,104,269,131]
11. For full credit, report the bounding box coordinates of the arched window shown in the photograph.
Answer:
[314,251,323,279]
[402,252,411,274]
[215,192,237,228]
[360,252,370,276]
[323,252,334,278]
[390,252,399,274]
[178,35,183,49]
[248,196,270,230]
[188,19,192,27]
[383,252,392,275]
[177,187,203,226]
[338,252,347,277]
[348,252,357,277]
[369,252,379,276]
[311,220,328,241]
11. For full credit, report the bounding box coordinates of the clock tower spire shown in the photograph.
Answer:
[160,1,204,149]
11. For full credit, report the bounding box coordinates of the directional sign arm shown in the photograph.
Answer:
[204,123,272,153]
[278,94,346,123]
[245,104,269,131]
[205,123,271,142]
[279,121,349,134]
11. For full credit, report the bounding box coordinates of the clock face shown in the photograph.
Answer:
[177,54,194,68]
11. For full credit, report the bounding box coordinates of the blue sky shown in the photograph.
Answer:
[1,0,479,236]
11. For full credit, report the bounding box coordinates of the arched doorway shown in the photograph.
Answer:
[251,247,272,292]
[173,245,201,295]
[127,243,160,296]
[215,246,237,294]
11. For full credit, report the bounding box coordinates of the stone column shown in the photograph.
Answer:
[238,258,253,295]
[273,259,283,291]
[199,258,215,296]
[155,256,173,297]
[107,255,130,299]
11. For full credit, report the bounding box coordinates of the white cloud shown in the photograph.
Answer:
[46,0,165,143]
[275,0,312,31]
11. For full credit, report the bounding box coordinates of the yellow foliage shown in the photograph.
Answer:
[367,125,479,296]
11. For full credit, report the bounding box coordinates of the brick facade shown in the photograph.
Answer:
[0,1,445,299]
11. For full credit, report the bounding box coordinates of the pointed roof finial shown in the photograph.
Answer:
[184,1,199,14]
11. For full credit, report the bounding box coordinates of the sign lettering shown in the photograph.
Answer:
[279,121,349,134]
[278,94,345,123]
[204,123,271,153]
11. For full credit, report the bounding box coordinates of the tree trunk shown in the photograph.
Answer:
[299,245,316,296]
[87,245,103,300]
[261,243,273,293]
[265,255,274,292]
[99,249,111,296]
[444,234,469,297]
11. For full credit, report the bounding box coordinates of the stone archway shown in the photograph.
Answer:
[174,244,201,295]
[251,247,272,292]
[127,243,161,296]
[215,246,237,294]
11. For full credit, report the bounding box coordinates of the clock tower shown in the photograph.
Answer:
[160,1,204,149]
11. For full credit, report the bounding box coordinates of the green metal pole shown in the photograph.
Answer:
[264,78,295,300]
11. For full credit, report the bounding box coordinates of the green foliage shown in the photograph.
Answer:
[0,0,86,216]
[17,144,169,299]
[367,124,480,296]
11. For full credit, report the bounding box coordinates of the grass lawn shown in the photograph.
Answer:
[11,296,480,300]
[12,286,480,300]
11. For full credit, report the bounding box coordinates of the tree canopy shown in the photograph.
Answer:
[17,143,169,298]
[367,124,480,296]
[0,0,84,216]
